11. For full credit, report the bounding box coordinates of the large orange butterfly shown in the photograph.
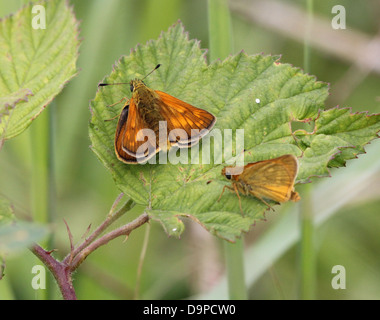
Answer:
[219,154,301,212]
[100,65,216,163]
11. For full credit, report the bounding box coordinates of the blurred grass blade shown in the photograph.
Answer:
[57,0,130,183]
[207,0,233,62]
[29,104,54,300]
[299,0,315,300]
[140,0,182,41]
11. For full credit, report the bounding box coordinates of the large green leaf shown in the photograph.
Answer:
[89,22,380,241]
[0,0,79,141]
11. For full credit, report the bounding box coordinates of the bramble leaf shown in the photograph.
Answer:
[89,22,380,241]
[0,0,79,141]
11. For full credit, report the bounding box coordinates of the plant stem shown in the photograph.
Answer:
[303,4,312,74]
[299,0,316,300]
[208,0,247,300]
[69,212,149,271]
[29,110,49,228]
[62,197,134,264]
[134,222,151,299]
[31,245,77,300]
[29,103,56,299]
[299,184,315,299]
[224,240,248,299]
[31,207,148,300]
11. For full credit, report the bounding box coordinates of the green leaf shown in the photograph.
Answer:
[295,108,380,180]
[0,88,33,115]
[89,22,380,241]
[0,0,79,140]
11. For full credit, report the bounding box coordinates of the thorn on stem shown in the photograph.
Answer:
[63,218,75,264]
[108,193,124,217]
[81,223,92,240]
[46,248,58,255]
[122,234,129,243]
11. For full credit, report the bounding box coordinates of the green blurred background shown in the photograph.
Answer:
[1,0,380,299]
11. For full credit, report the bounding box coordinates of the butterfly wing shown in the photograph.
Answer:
[155,91,216,147]
[114,99,159,163]
[114,104,137,163]
[240,154,299,202]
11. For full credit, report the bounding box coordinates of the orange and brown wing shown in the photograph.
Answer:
[114,99,158,163]
[114,103,137,163]
[155,91,216,147]
[239,155,299,202]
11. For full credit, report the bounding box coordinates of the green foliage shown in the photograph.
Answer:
[0,196,14,224]
[0,196,48,256]
[295,108,380,179]
[0,0,79,141]
[89,22,380,242]
[0,221,48,255]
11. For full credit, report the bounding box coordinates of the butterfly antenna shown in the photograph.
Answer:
[98,64,161,87]
[142,64,161,81]
[98,82,129,87]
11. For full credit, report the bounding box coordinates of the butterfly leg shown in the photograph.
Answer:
[104,98,130,122]
[218,184,245,216]
[255,195,275,211]
[107,96,129,108]
[104,112,123,122]
[217,185,233,202]
[232,183,245,216]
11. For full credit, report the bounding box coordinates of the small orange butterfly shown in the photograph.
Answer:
[219,154,301,212]
[99,64,216,163]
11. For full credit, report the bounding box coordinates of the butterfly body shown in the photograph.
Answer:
[233,178,253,197]
[131,80,163,124]
[130,79,167,146]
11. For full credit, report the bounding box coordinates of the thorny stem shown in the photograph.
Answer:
[69,212,149,271]
[62,197,134,264]
[30,197,149,300]
[31,245,77,300]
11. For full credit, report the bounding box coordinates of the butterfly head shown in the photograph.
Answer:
[129,79,146,92]
[222,166,243,181]
[130,64,161,92]
[221,167,232,180]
